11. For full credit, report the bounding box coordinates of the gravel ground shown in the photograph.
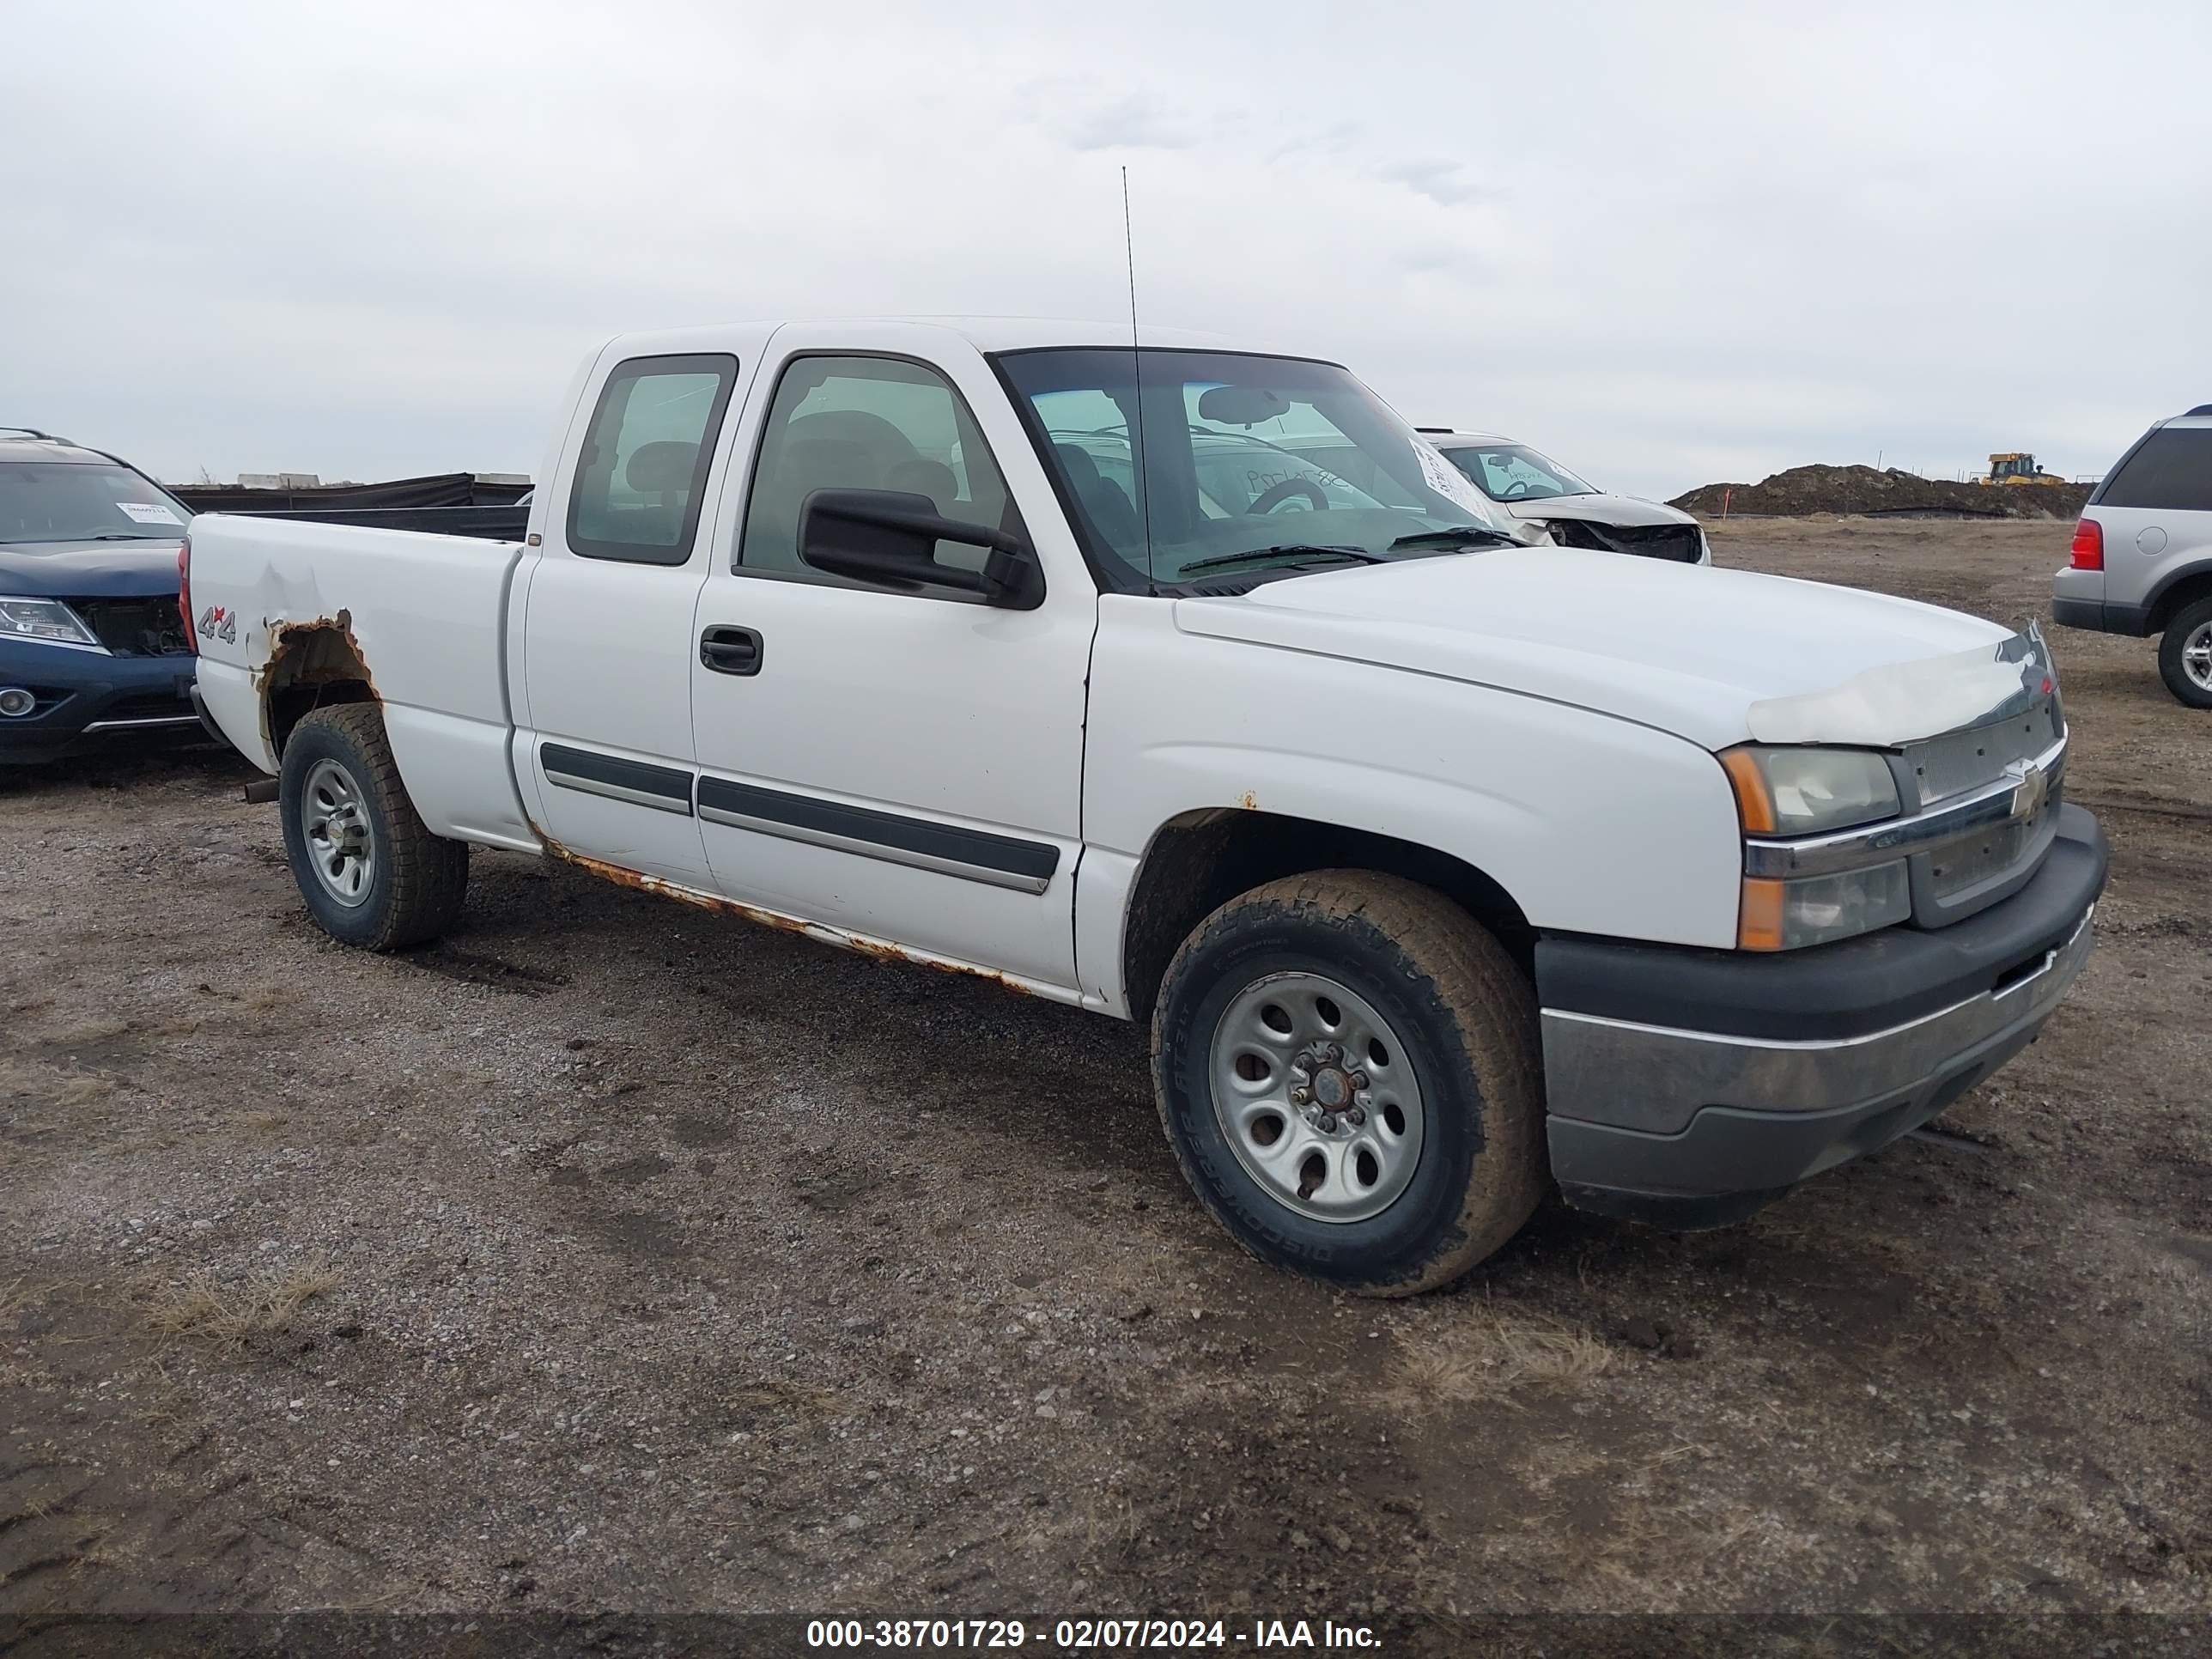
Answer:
[2,519,2207,1652]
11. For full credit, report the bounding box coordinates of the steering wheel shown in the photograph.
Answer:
[1500,479,1534,500]
[1247,477,1329,514]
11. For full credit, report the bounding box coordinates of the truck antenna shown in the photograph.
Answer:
[1122,167,1156,595]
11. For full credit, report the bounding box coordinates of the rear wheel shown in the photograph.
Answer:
[1150,871,1545,1297]
[278,703,468,950]
[2157,597,2212,708]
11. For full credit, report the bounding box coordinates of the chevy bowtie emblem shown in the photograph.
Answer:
[2006,758,2050,821]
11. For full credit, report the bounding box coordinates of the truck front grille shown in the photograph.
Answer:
[1925,793,2060,902]
[1546,520,1705,563]
[70,596,191,657]
[1900,694,2065,922]
[1902,696,2063,807]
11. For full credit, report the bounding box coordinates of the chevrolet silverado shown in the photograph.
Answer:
[185,319,2105,1295]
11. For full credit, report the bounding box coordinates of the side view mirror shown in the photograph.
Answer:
[799,489,1042,609]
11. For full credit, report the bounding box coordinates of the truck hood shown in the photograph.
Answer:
[1498,491,1695,528]
[1174,546,2023,751]
[0,538,185,598]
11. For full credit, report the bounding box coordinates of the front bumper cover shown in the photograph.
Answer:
[0,637,201,764]
[1536,805,2106,1227]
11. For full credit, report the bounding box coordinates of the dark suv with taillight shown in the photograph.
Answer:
[0,428,205,763]
[2051,407,2212,708]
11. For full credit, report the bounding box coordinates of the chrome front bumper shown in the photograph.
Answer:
[1537,895,2098,1228]
[1541,903,2094,1138]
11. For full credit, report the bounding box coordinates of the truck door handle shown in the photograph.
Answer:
[700,625,763,677]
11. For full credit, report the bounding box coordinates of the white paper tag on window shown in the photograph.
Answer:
[1412,441,1491,516]
[118,501,184,526]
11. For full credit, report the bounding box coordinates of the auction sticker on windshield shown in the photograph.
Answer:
[118,501,185,526]
[1412,440,1492,517]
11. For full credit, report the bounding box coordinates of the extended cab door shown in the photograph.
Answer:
[687,326,1094,992]
[514,342,757,887]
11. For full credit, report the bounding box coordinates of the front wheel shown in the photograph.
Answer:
[2157,596,2212,708]
[1150,872,1545,1297]
[278,703,468,951]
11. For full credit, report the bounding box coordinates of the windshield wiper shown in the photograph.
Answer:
[1387,526,1521,551]
[1176,544,1385,577]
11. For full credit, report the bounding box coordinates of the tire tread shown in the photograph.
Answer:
[284,703,468,951]
[2157,596,2212,709]
[1150,870,1545,1297]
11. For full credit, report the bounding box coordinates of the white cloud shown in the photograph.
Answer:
[2,0,2205,494]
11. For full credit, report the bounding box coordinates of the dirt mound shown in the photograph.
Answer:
[1671,463,2088,520]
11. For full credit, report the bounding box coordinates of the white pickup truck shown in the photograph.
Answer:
[185,319,2106,1296]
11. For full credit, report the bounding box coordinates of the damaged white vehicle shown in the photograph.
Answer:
[1420,428,1712,564]
[184,319,2101,1296]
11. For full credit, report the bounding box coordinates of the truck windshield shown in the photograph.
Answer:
[1440,441,1596,502]
[996,349,1518,589]
[0,463,193,544]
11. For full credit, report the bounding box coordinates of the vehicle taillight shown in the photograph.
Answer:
[178,537,196,653]
[2069,518,2103,570]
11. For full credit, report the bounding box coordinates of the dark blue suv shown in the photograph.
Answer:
[0,429,204,764]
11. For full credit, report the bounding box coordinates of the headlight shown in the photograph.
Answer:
[1721,745,1909,950]
[1720,745,1898,836]
[1739,862,1911,951]
[0,597,100,647]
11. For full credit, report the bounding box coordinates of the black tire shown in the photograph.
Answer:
[278,703,468,951]
[1150,871,1545,1297]
[2157,596,2212,708]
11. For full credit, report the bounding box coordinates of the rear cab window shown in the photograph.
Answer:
[2094,426,2212,513]
[568,354,738,563]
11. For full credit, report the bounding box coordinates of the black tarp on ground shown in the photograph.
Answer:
[170,473,532,513]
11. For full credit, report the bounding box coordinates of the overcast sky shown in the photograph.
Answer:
[4,1,2208,497]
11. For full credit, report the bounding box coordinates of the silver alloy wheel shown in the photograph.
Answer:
[2185,621,2212,691]
[1208,971,1425,1224]
[301,757,376,908]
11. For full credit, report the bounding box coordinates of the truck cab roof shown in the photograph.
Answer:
[593,315,1286,362]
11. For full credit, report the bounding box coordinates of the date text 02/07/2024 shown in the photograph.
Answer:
[803,1617,1382,1650]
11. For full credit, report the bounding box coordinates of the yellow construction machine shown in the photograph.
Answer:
[1981,452,2069,485]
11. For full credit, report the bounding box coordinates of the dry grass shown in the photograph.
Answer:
[0,1060,114,1108]
[16,1491,63,1522]
[32,1016,131,1049]
[133,1259,337,1345]
[717,1377,851,1449]
[1082,1492,1143,1553]
[52,1073,114,1107]
[1386,1310,1615,1412]
[722,1378,848,1418]
[1571,1500,1765,1604]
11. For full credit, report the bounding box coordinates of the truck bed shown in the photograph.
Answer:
[188,513,540,850]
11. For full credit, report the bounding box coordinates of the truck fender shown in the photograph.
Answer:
[1098,805,1537,1024]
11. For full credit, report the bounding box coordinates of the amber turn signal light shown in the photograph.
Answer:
[1738,877,1787,951]
[1718,747,1777,835]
